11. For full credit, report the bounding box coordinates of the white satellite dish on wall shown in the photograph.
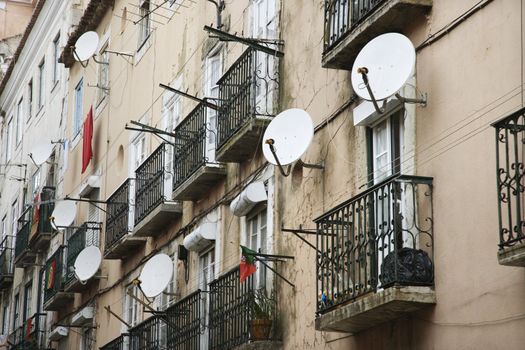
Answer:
[74,31,99,62]
[29,140,53,166]
[74,246,102,283]
[351,32,415,101]
[262,108,314,166]
[51,200,77,229]
[139,254,173,298]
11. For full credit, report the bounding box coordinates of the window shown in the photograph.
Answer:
[96,47,109,105]
[368,111,404,185]
[125,284,140,327]
[73,79,84,137]
[31,169,41,199]
[1,305,8,335]
[16,98,23,146]
[246,207,267,288]
[252,0,277,39]
[23,282,32,321]
[81,327,93,350]
[132,135,146,170]
[27,80,33,120]
[138,1,151,48]
[12,293,19,331]
[5,118,12,162]
[199,247,215,350]
[10,200,18,237]
[1,216,6,242]
[159,253,177,310]
[204,49,221,161]
[52,34,60,84]
[38,59,45,109]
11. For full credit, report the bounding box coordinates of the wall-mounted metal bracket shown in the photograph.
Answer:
[281,225,318,251]
[203,25,284,58]
[159,83,219,110]
[104,305,131,328]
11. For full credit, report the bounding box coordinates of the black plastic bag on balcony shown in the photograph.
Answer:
[379,247,433,286]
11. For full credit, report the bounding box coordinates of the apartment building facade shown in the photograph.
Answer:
[0,0,524,349]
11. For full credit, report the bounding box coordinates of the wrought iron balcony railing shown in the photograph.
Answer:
[135,143,170,225]
[65,222,101,286]
[209,267,254,350]
[315,175,434,314]
[100,334,129,350]
[43,246,66,304]
[173,103,207,189]
[0,235,14,281]
[105,179,134,252]
[166,289,202,350]
[14,206,32,261]
[494,107,525,248]
[30,186,56,239]
[9,313,47,350]
[216,47,279,151]
[324,0,386,50]
[129,315,166,350]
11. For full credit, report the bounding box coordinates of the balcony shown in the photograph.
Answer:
[129,315,166,350]
[0,236,14,289]
[314,175,435,333]
[64,222,102,292]
[14,207,36,268]
[165,290,202,349]
[322,0,432,69]
[209,267,281,349]
[493,107,525,266]
[100,334,129,350]
[216,47,279,163]
[133,143,182,237]
[104,179,146,259]
[43,246,75,311]
[28,186,56,251]
[172,103,226,201]
[9,313,47,350]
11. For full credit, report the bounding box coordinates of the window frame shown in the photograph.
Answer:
[138,0,151,49]
[16,97,23,146]
[73,78,84,137]
[52,33,60,85]
[37,59,45,110]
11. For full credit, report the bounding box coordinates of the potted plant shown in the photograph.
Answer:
[249,289,275,341]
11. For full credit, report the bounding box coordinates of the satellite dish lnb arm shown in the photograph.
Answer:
[265,139,291,177]
[357,67,384,115]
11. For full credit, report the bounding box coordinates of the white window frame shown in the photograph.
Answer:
[52,33,60,85]
[199,246,215,350]
[96,45,109,106]
[124,284,140,328]
[27,79,33,120]
[37,59,45,110]
[10,200,18,238]
[245,206,268,289]
[73,79,84,137]
[16,98,23,146]
[203,46,222,162]
[138,0,151,49]
[5,117,12,161]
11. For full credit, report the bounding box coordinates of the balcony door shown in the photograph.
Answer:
[23,282,32,322]
[369,112,405,288]
[252,0,277,115]
[204,48,222,162]
[199,247,215,350]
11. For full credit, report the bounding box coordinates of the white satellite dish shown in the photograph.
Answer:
[351,33,415,101]
[50,200,77,229]
[74,246,102,282]
[262,108,314,166]
[29,140,53,166]
[139,254,173,298]
[74,31,99,62]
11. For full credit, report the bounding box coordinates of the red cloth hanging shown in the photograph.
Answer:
[81,106,94,173]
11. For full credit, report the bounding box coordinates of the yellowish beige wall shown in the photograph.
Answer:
[59,0,525,349]
[0,0,35,40]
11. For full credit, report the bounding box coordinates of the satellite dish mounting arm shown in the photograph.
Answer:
[265,139,291,177]
[71,47,88,68]
[357,67,385,115]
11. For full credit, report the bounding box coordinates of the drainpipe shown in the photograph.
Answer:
[206,0,225,29]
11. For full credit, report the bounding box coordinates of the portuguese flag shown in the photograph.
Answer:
[240,245,257,283]
[46,259,57,290]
